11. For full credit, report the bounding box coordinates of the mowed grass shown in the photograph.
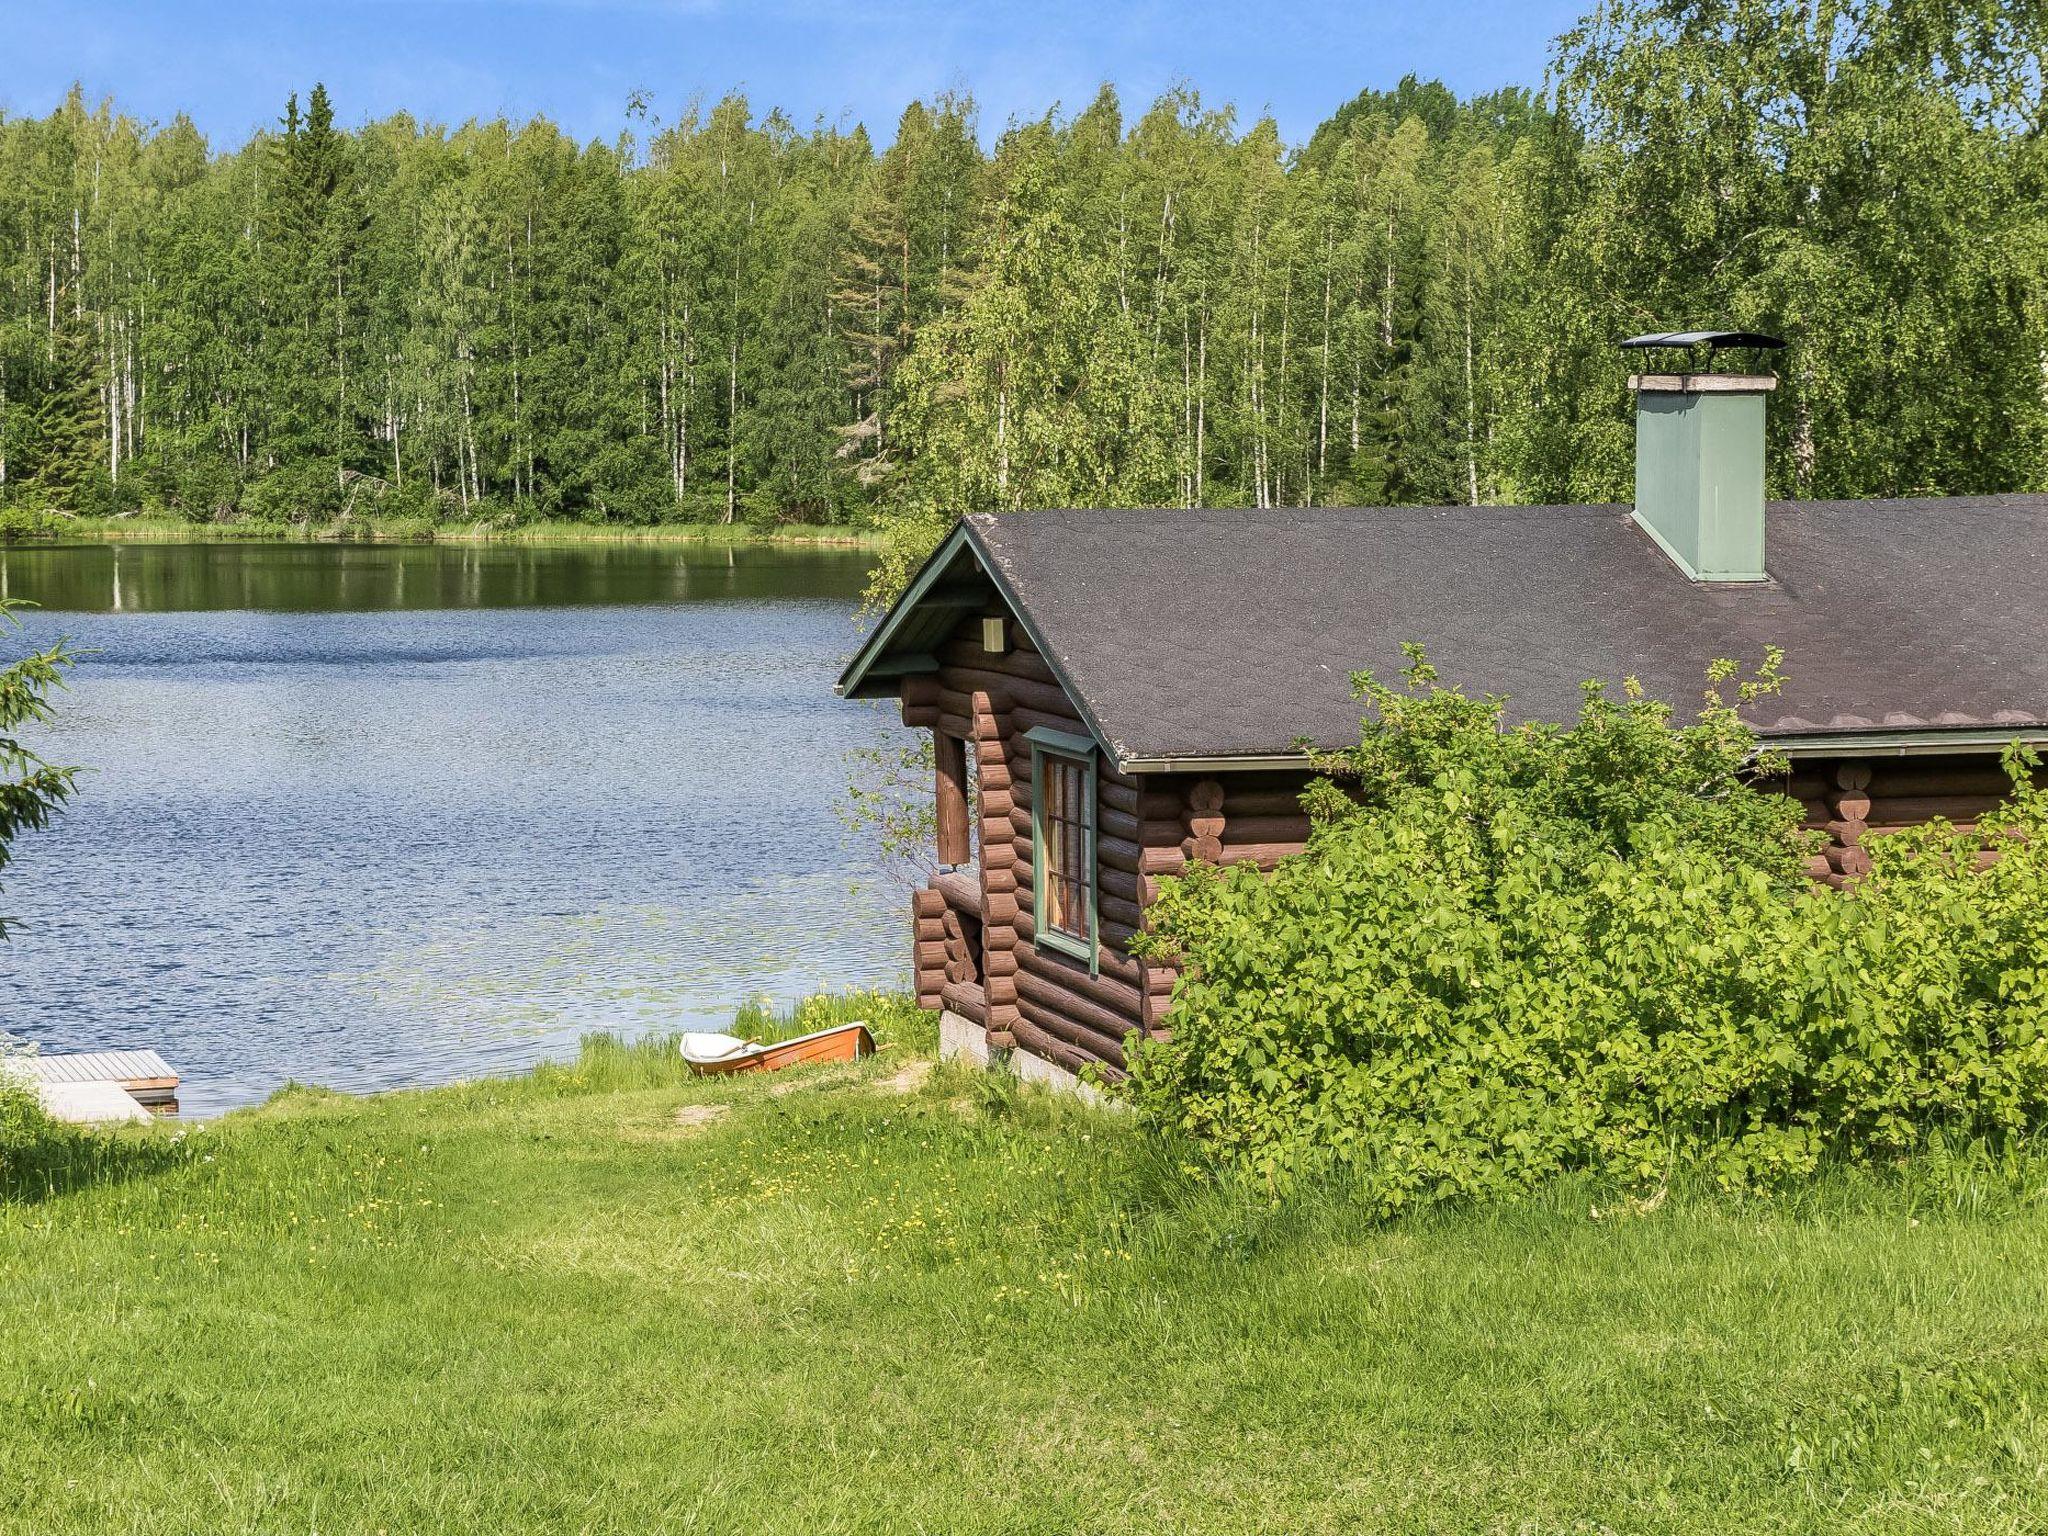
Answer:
[5,1003,2048,1534]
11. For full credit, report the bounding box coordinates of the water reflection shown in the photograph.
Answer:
[0,538,873,613]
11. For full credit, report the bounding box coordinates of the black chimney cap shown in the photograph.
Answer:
[1619,329,1786,351]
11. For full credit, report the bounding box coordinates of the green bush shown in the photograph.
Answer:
[1127,649,2048,1206]
[0,504,57,541]
[0,1052,55,1184]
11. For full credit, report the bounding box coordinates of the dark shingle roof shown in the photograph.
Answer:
[954,496,2048,767]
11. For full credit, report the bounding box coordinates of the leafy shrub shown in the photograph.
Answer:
[0,1048,55,1185]
[0,504,58,541]
[1127,649,2048,1207]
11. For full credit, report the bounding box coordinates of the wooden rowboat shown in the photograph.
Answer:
[680,1022,874,1076]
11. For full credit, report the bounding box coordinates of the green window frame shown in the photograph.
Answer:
[1026,726,1099,972]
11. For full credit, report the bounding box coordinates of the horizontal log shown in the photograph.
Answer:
[937,711,972,740]
[984,866,1019,896]
[911,887,945,918]
[1217,791,1316,817]
[1870,767,2032,798]
[985,947,1018,978]
[1017,961,1146,1043]
[1099,893,1144,930]
[1137,845,1187,876]
[986,1028,1017,1051]
[931,869,983,916]
[1010,704,1091,740]
[1097,805,1185,845]
[940,667,1078,720]
[938,639,1060,685]
[982,789,1015,820]
[940,978,987,1023]
[1100,918,1160,960]
[1009,1015,1117,1078]
[1211,842,1307,869]
[915,940,948,970]
[902,704,939,729]
[1864,794,2008,824]
[1824,819,1868,845]
[1098,834,1144,873]
[1097,868,1146,901]
[986,973,1018,1005]
[1016,994,1132,1071]
[1218,814,1315,844]
[1825,844,1873,878]
[1097,781,1182,818]
[1829,791,1873,821]
[915,918,947,943]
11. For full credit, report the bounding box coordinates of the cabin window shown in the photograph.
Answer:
[1027,726,1097,968]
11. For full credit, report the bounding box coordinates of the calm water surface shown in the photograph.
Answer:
[0,541,908,1116]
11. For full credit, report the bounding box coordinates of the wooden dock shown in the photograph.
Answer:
[14,1049,180,1121]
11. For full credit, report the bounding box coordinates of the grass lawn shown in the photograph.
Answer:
[5,999,2047,1534]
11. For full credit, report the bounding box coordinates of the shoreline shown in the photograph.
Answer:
[8,516,884,551]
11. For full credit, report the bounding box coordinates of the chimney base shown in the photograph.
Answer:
[1631,373,1776,583]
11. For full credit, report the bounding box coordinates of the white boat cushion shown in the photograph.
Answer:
[679,1032,757,1064]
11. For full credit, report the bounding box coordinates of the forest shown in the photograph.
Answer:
[0,0,2042,546]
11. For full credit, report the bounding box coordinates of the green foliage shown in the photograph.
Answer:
[9,13,2042,553]
[0,1049,56,1184]
[837,732,940,887]
[1128,651,2048,1206]
[0,600,77,938]
[0,504,58,541]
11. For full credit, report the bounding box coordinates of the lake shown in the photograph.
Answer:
[0,540,909,1116]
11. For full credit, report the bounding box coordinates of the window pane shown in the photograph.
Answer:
[1037,751,1091,945]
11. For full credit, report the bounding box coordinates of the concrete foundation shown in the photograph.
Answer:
[936,1009,1107,1105]
[938,1008,990,1067]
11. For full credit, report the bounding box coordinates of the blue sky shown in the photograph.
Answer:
[1,1,1584,150]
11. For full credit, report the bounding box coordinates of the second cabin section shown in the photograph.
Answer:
[841,505,2047,1088]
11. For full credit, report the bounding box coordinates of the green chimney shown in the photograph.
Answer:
[1630,371,1776,582]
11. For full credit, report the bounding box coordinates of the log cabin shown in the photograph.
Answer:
[836,336,2048,1090]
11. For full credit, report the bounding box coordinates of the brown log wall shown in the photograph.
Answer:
[1783,755,2042,889]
